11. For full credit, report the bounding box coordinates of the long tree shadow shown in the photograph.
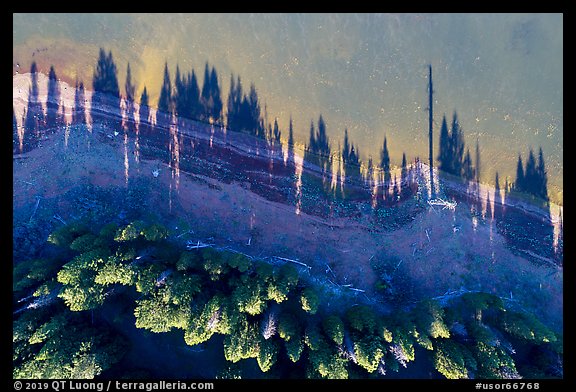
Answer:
[73,79,87,126]
[435,111,560,266]
[91,48,121,136]
[157,62,175,151]
[340,128,363,200]
[13,107,18,154]
[124,63,136,137]
[22,62,44,153]
[438,112,465,178]
[56,48,561,269]
[496,147,560,266]
[46,65,64,135]
[299,116,335,216]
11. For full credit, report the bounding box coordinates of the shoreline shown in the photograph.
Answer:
[13,72,563,207]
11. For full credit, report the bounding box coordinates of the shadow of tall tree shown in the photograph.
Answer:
[227,74,264,138]
[297,115,334,212]
[438,112,465,177]
[260,116,283,185]
[165,62,224,128]
[91,48,120,133]
[124,63,136,136]
[379,136,391,202]
[400,153,416,199]
[304,115,332,183]
[556,210,563,262]
[341,129,362,189]
[201,63,223,124]
[363,157,373,190]
[271,118,281,145]
[155,62,173,150]
[138,86,150,140]
[173,66,202,124]
[22,62,44,153]
[188,70,202,121]
[438,112,484,214]
[493,172,503,221]
[462,148,474,180]
[73,79,87,126]
[13,107,18,154]
[512,147,549,202]
[497,147,559,265]
[46,65,63,134]
[285,116,295,167]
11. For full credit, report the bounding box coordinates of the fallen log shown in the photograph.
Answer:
[53,214,67,225]
[428,198,457,210]
[29,196,41,223]
[274,256,311,269]
[176,230,193,238]
[186,240,213,250]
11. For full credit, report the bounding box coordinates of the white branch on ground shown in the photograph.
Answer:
[29,196,41,223]
[273,256,311,270]
[428,198,457,210]
[176,230,193,238]
[53,214,67,225]
[325,263,336,279]
[186,240,212,250]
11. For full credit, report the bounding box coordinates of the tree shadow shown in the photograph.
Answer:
[303,116,332,194]
[22,62,44,153]
[340,129,362,195]
[488,147,561,266]
[13,107,18,153]
[91,48,121,134]
[437,112,465,177]
[154,61,173,151]
[200,63,223,124]
[124,63,136,136]
[400,153,417,199]
[46,65,64,134]
[227,75,264,138]
[285,117,295,167]
[379,136,391,202]
[73,79,87,126]
[512,147,549,202]
[138,87,151,142]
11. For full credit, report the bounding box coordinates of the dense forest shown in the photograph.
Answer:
[13,219,562,379]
